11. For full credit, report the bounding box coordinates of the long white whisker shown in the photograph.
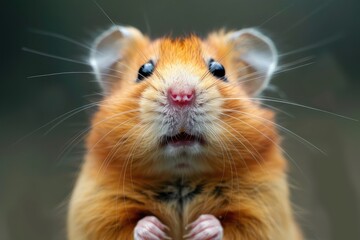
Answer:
[276,61,315,74]
[95,116,141,177]
[283,2,330,33]
[224,97,357,121]
[28,29,95,52]
[280,34,343,57]
[92,0,117,26]
[212,120,269,174]
[258,3,294,27]
[14,101,101,145]
[27,71,122,79]
[57,108,140,163]
[220,112,307,179]
[22,47,127,76]
[22,47,88,66]
[222,107,326,155]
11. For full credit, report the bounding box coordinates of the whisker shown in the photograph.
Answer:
[23,47,127,77]
[276,61,315,74]
[224,97,358,121]
[212,120,269,174]
[102,121,145,172]
[220,112,307,179]
[56,108,140,162]
[200,124,237,217]
[258,3,294,27]
[282,1,330,33]
[118,124,151,224]
[44,103,99,135]
[92,0,117,26]
[277,56,315,70]
[212,57,314,94]
[27,71,121,79]
[143,13,152,36]
[279,34,343,57]
[22,47,88,66]
[28,29,95,53]
[222,107,326,155]
[94,116,141,176]
[14,101,100,145]
[259,103,294,117]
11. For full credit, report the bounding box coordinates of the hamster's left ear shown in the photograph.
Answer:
[227,28,278,96]
[90,26,145,92]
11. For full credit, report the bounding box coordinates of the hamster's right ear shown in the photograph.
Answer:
[90,26,145,92]
[226,29,278,96]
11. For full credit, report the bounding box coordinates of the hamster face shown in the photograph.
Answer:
[139,37,225,173]
[88,27,278,176]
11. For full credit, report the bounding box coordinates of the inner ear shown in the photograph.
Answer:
[227,28,278,96]
[90,26,145,93]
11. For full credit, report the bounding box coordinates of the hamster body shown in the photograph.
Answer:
[67,26,303,240]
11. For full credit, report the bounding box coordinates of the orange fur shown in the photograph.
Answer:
[68,30,302,240]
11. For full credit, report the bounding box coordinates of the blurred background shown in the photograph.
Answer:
[1,0,360,239]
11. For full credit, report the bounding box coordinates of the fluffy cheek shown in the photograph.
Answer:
[195,81,226,150]
[139,87,168,139]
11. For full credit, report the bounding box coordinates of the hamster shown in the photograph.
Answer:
[67,26,303,240]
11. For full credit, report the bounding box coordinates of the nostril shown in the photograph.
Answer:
[171,93,181,101]
[168,88,195,106]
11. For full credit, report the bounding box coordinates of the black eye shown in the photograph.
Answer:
[208,59,227,81]
[137,60,154,82]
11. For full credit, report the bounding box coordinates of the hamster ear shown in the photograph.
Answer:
[227,28,278,96]
[90,26,144,92]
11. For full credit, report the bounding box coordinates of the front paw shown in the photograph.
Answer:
[134,216,171,240]
[184,214,223,240]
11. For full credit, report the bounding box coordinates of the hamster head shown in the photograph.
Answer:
[88,26,279,176]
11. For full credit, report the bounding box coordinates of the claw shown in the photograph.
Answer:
[184,214,223,240]
[134,216,172,240]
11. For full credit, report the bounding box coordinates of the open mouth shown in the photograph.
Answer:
[161,132,205,147]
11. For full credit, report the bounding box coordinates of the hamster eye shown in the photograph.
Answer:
[137,60,154,82]
[208,59,227,81]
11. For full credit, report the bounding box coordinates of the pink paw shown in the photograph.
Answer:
[134,216,171,240]
[184,214,223,240]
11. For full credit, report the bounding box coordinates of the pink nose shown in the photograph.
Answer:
[168,88,195,107]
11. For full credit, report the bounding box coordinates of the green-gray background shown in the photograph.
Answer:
[1,0,360,239]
